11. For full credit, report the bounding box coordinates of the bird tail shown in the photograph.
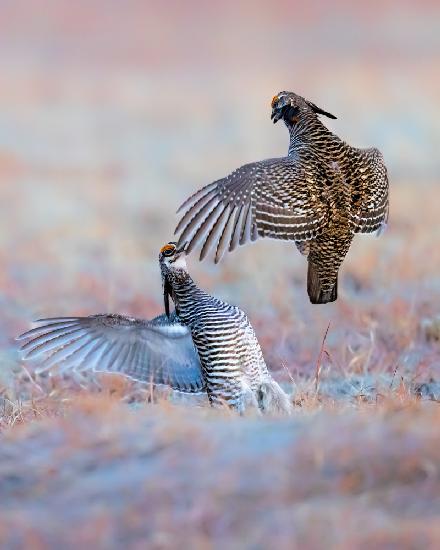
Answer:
[257,380,293,416]
[307,261,338,304]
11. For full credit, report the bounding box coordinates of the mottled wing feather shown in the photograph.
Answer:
[175,157,328,262]
[17,313,205,393]
[351,148,389,234]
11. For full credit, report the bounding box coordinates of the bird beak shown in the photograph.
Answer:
[175,242,187,255]
[172,243,187,262]
[271,107,283,124]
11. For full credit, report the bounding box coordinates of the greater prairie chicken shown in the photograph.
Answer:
[175,91,389,304]
[160,242,292,414]
[17,243,292,415]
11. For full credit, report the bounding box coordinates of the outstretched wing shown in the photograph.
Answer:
[351,148,389,234]
[17,313,205,393]
[175,157,329,263]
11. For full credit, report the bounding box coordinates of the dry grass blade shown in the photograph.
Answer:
[314,322,331,393]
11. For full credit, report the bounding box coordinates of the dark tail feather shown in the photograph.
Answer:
[307,262,338,304]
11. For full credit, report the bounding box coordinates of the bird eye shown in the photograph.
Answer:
[163,249,174,257]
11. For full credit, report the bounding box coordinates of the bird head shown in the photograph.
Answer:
[159,242,188,318]
[159,242,188,271]
[271,91,337,126]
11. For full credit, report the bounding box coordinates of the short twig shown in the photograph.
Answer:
[20,363,44,394]
[389,363,399,389]
[314,322,331,393]
[280,359,296,384]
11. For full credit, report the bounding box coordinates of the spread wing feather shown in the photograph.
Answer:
[351,148,389,234]
[17,313,205,393]
[175,157,328,262]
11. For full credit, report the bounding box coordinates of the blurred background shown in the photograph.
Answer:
[1,0,439,382]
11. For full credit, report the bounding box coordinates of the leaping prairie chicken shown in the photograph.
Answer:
[175,91,389,304]
[17,243,292,415]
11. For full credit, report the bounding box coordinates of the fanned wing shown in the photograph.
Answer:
[17,313,205,393]
[175,157,329,262]
[351,148,389,234]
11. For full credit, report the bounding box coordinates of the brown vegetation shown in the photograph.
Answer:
[1,379,440,549]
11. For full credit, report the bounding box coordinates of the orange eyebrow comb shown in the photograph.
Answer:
[160,243,175,254]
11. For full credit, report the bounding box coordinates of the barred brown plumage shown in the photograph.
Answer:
[175,91,389,304]
[160,242,292,414]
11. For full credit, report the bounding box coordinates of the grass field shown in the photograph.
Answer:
[2,175,439,547]
[1,1,439,548]
[1,382,440,548]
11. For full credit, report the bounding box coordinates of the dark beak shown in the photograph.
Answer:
[173,242,187,259]
[175,242,187,255]
[271,107,283,123]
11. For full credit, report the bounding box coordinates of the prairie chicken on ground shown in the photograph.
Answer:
[160,242,292,414]
[17,243,292,415]
[175,91,389,304]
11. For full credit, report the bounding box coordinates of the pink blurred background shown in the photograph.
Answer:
[1,0,439,379]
